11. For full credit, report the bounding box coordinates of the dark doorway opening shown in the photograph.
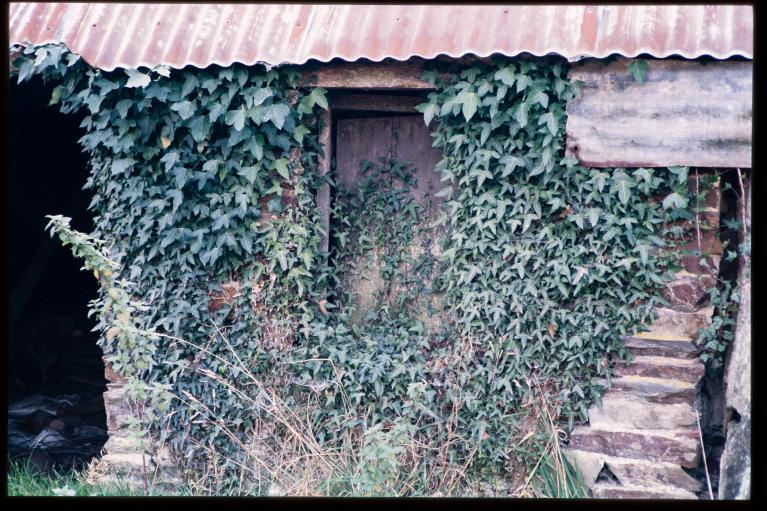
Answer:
[9,76,108,473]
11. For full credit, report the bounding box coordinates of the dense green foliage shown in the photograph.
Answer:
[13,45,699,492]
[414,57,696,463]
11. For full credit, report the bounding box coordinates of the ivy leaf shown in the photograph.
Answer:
[513,103,528,128]
[153,65,171,78]
[635,243,650,265]
[251,87,273,107]
[171,100,196,120]
[611,172,635,205]
[292,125,310,143]
[208,103,226,123]
[627,60,650,84]
[494,66,516,86]
[188,115,210,142]
[49,85,66,106]
[262,103,291,130]
[238,165,260,185]
[416,103,440,127]
[592,171,608,193]
[538,112,558,136]
[273,158,290,180]
[515,74,532,93]
[84,94,104,114]
[243,135,264,160]
[668,166,689,185]
[587,208,600,227]
[225,108,247,131]
[160,150,180,171]
[531,91,549,108]
[459,92,481,122]
[662,192,688,210]
[500,155,525,177]
[310,88,329,110]
[181,73,200,98]
[633,167,652,183]
[167,189,184,213]
[110,158,136,175]
[125,69,151,88]
[202,160,219,173]
[115,99,133,119]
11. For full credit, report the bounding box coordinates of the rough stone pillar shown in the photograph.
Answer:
[87,358,180,493]
[718,174,751,499]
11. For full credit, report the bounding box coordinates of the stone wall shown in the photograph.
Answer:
[91,175,725,497]
[718,176,751,499]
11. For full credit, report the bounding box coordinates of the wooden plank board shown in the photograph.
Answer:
[391,116,444,213]
[566,58,752,168]
[336,117,393,192]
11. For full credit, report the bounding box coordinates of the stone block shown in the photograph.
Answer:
[564,449,702,493]
[638,306,714,340]
[569,426,700,468]
[623,336,699,359]
[588,393,696,430]
[591,482,698,499]
[599,376,696,405]
[662,271,717,312]
[614,355,704,384]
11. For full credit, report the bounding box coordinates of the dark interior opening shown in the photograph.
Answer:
[9,76,108,473]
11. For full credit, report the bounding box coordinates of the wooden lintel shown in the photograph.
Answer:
[331,93,424,113]
[300,62,433,90]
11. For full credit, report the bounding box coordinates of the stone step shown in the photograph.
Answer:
[614,355,704,384]
[588,393,697,430]
[564,449,702,493]
[637,306,713,340]
[623,335,699,359]
[596,376,696,404]
[591,482,699,499]
[568,426,700,468]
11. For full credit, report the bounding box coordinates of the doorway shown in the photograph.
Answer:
[328,93,446,330]
[9,76,108,472]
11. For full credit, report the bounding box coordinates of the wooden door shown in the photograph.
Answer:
[333,115,445,329]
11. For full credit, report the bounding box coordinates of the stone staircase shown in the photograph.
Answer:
[566,334,706,497]
[565,176,721,499]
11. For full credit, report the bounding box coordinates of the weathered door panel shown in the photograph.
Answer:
[334,115,445,328]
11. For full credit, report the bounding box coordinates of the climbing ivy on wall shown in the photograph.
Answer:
[12,43,333,478]
[12,45,700,492]
[414,57,697,463]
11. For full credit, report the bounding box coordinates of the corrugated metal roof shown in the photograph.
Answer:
[9,4,753,71]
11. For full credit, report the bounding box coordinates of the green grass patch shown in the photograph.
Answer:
[7,458,145,496]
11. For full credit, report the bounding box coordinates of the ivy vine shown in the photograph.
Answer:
[12,45,702,492]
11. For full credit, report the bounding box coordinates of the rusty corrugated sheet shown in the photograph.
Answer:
[9,4,753,72]
[566,57,752,168]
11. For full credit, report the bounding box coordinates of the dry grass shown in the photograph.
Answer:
[155,327,586,497]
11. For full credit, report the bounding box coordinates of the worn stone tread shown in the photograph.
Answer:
[637,306,713,340]
[588,393,696,430]
[563,449,702,493]
[595,376,696,404]
[591,482,699,499]
[623,336,699,359]
[569,426,700,467]
[614,355,704,383]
